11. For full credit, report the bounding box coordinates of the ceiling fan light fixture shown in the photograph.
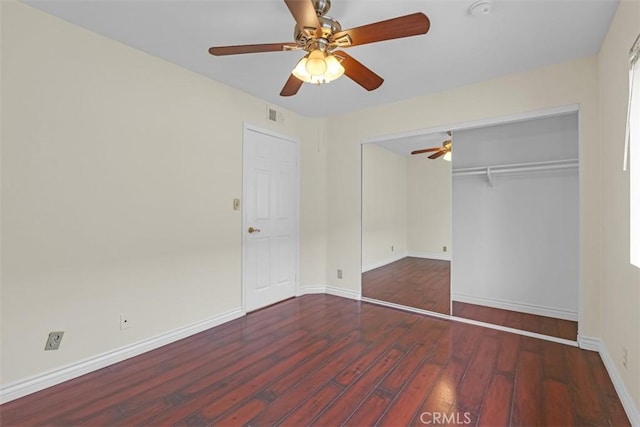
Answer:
[443,151,452,162]
[324,54,345,79]
[292,51,344,84]
[305,49,328,75]
[292,56,311,82]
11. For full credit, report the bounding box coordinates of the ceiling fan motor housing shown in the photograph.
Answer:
[294,15,342,50]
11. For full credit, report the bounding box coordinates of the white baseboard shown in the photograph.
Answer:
[0,308,245,404]
[361,252,408,273]
[597,340,640,426]
[407,251,452,261]
[326,286,361,301]
[577,335,600,351]
[298,285,360,301]
[451,293,578,321]
[297,285,327,296]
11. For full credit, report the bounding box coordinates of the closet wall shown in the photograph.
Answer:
[451,113,579,320]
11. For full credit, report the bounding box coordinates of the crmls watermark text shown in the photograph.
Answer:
[419,411,473,425]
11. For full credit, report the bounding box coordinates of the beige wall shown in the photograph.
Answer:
[407,156,451,257]
[598,0,640,410]
[0,2,324,385]
[325,56,602,338]
[361,144,408,270]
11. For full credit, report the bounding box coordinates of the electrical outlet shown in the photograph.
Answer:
[233,198,240,210]
[443,246,448,252]
[120,314,131,330]
[44,331,64,351]
[623,347,628,369]
[337,269,343,279]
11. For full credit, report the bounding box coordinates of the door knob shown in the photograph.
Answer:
[248,227,261,234]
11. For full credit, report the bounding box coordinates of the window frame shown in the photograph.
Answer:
[626,33,640,268]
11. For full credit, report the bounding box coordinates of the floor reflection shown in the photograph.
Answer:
[362,257,450,314]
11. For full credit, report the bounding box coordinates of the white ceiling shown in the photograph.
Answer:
[24,0,618,118]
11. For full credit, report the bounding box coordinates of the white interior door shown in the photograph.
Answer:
[243,125,298,312]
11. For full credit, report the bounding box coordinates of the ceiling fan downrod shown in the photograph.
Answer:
[313,0,331,16]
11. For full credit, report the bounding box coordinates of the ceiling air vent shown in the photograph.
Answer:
[266,106,284,123]
[268,107,278,122]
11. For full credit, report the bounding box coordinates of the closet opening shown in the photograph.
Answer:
[451,111,580,341]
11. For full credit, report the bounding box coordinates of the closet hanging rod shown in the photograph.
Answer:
[453,159,578,177]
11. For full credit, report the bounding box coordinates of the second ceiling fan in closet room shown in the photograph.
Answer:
[208,0,431,96]
[411,131,453,161]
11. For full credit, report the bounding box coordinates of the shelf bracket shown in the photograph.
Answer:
[486,167,495,189]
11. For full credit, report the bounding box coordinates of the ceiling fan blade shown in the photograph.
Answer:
[333,51,383,91]
[284,0,322,37]
[209,43,298,56]
[429,150,446,159]
[280,74,304,97]
[411,147,441,155]
[331,12,430,47]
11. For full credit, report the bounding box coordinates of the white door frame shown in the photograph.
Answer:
[241,122,300,312]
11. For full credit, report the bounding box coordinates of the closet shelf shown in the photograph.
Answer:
[452,159,578,188]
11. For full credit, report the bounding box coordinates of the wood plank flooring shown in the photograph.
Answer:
[362,257,450,314]
[362,257,577,341]
[452,301,578,341]
[0,295,628,426]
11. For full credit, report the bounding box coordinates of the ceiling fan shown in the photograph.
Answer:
[411,132,452,161]
[208,0,430,96]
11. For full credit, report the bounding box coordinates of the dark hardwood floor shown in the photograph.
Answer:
[361,256,577,342]
[362,257,451,314]
[0,295,628,426]
[452,301,579,341]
